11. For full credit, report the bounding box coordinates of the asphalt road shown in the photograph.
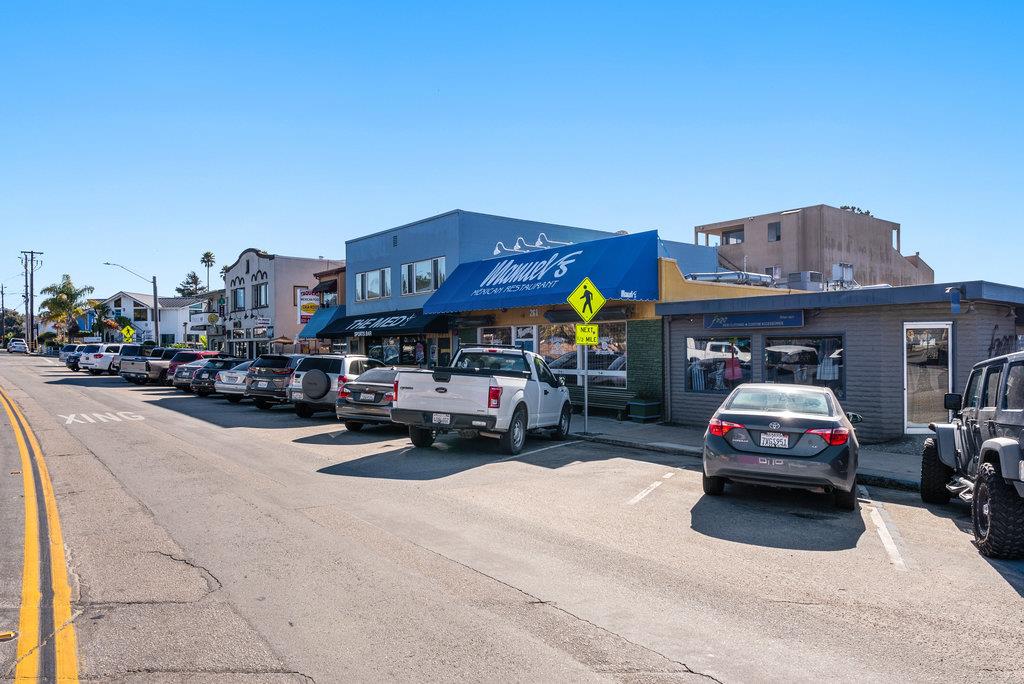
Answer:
[1,353,1022,682]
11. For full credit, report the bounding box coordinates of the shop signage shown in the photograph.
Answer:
[568,277,606,324]
[575,324,599,346]
[120,325,135,343]
[344,313,417,333]
[297,289,319,325]
[255,316,272,326]
[703,310,804,330]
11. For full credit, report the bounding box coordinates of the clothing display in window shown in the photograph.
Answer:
[817,338,840,381]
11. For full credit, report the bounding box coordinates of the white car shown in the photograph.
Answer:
[286,354,382,418]
[7,339,28,354]
[391,345,572,455]
[214,360,254,403]
[58,343,79,362]
[79,343,122,375]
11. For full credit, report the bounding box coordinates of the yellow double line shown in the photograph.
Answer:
[0,387,78,682]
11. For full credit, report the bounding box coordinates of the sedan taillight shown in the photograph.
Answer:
[805,427,850,446]
[338,388,351,399]
[215,372,223,381]
[709,418,744,437]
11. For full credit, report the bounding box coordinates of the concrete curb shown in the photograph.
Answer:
[573,432,921,493]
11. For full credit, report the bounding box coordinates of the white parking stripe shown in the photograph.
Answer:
[497,440,581,462]
[628,481,663,505]
[858,485,908,571]
[662,472,674,479]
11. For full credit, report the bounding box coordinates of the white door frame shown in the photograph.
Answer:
[903,321,953,434]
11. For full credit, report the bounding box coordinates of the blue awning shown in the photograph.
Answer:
[423,230,660,314]
[297,305,346,339]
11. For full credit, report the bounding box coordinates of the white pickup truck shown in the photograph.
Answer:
[390,345,572,455]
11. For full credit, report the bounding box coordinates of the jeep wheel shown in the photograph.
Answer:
[920,438,952,504]
[834,485,857,511]
[500,406,527,455]
[225,395,242,403]
[294,403,314,419]
[551,404,571,440]
[195,390,211,397]
[254,399,272,410]
[409,426,435,448]
[973,462,1024,559]
[702,472,725,496]
[344,421,364,432]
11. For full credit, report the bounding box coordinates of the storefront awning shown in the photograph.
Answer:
[320,308,449,338]
[423,230,660,314]
[297,305,347,339]
[311,280,337,293]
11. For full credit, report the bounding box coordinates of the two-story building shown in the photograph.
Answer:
[188,289,227,351]
[98,291,206,345]
[221,248,343,358]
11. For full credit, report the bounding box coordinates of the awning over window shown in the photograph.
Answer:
[423,230,659,314]
[311,280,337,294]
[297,306,347,339]
[320,308,449,338]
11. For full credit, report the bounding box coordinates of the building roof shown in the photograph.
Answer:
[158,296,205,309]
[313,263,346,278]
[221,247,342,274]
[694,203,898,233]
[656,281,1024,317]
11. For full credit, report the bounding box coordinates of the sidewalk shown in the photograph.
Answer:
[570,416,920,491]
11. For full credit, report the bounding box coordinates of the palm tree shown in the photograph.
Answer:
[38,275,94,342]
[90,302,111,339]
[200,251,216,292]
[219,265,229,279]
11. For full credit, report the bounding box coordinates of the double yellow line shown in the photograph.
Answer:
[0,387,79,682]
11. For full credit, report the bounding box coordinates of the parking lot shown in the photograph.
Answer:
[2,353,1023,682]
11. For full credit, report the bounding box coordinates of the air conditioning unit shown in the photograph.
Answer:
[831,262,855,284]
[787,271,824,291]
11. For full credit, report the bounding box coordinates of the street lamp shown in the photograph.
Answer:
[103,262,159,343]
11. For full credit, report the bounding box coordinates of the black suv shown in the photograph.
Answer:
[923,352,1024,558]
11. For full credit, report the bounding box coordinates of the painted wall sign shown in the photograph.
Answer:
[703,310,805,330]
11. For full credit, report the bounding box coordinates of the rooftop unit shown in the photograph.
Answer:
[787,271,824,291]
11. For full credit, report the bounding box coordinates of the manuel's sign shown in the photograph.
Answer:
[474,250,584,297]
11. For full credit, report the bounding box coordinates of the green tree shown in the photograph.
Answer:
[200,251,216,292]
[2,308,26,341]
[175,271,207,297]
[38,274,95,342]
[219,264,229,279]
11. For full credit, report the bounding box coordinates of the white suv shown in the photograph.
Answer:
[287,354,383,418]
[79,343,122,375]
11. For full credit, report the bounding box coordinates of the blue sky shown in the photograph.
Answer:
[1,1,1021,301]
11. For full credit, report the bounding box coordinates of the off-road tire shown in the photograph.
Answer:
[551,404,571,440]
[702,472,725,495]
[344,421,364,432]
[294,403,314,418]
[973,462,1024,559]
[920,438,953,504]
[225,395,242,403]
[195,389,211,397]
[834,485,858,511]
[500,406,528,456]
[254,399,272,410]
[409,426,435,448]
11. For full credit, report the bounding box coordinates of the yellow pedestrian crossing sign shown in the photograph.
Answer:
[568,277,606,323]
[121,325,135,343]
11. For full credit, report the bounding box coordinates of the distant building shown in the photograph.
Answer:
[96,291,206,345]
[694,204,933,287]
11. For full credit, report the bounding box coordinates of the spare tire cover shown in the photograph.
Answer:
[301,369,330,400]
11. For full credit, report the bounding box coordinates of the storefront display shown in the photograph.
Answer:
[764,335,844,397]
[685,336,752,393]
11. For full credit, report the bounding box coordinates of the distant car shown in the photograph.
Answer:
[110,343,146,374]
[335,366,399,431]
[214,360,254,403]
[65,345,86,371]
[702,383,862,511]
[190,357,246,397]
[245,354,304,409]
[119,347,173,384]
[167,350,220,382]
[75,344,104,372]
[79,343,122,375]
[7,338,28,354]
[58,344,79,362]
[287,354,381,418]
[171,359,209,391]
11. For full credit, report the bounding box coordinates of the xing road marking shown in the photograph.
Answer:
[1,387,80,682]
[858,485,908,572]
[59,411,144,424]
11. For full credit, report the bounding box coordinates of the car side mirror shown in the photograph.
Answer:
[846,412,863,424]
[558,377,566,386]
[943,393,963,411]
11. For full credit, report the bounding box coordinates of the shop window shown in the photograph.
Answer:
[765,336,844,397]
[479,327,511,345]
[686,336,752,393]
[539,324,577,384]
[514,325,534,352]
[587,322,627,387]
[767,222,781,242]
[322,291,338,308]
[355,268,391,301]
[401,257,446,295]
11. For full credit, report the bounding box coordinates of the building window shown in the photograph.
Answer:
[479,327,512,345]
[539,324,578,384]
[686,337,752,392]
[401,257,446,295]
[133,307,149,321]
[232,287,245,311]
[767,222,781,242]
[539,322,627,388]
[722,227,745,245]
[322,290,338,308]
[355,268,391,302]
[189,302,203,314]
[765,336,844,397]
[251,282,269,308]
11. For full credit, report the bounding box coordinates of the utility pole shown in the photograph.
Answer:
[1,284,6,342]
[22,254,29,347]
[21,250,43,352]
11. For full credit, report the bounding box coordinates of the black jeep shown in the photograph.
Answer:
[922,352,1024,558]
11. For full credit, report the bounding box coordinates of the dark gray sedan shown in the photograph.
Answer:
[335,367,399,432]
[702,383,862,510]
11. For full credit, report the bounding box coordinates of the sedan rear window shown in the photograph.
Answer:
[252,355,291,369]
[161,349,180,360]
[205,358,244,370]
[171,352,200,363]
[297,357,342,374]
[356,367,398,384]
[727,387,833,416]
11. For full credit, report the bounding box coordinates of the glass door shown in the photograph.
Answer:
[904,323,952,433]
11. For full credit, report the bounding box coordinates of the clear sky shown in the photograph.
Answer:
[1,1,1021,303]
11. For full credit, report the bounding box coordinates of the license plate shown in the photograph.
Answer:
[359,393,375,402]
[431,413,451,425]
[759,432,789,449]
[292,392,303,400]
[258,381,269,388]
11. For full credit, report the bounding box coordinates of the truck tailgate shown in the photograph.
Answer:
[395,370,492,416]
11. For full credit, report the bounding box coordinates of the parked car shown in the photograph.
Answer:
[167,350,220,382]
[7,338,28,354]
[287,354,381,418]
[923,352,1024,558]
[245,354,304,409]
[214,360,254,402]
[65,345,87,371]
[336,366,400,431]
[171,359,209,391]
[110,343,147,374]
[701,383,862,510]
[391,344,572,455]
[190,357,246,397]
[119,347,178,384]
[79,343,124,375]
[58,344,79,362]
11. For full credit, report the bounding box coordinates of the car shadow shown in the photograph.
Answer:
[45,376,126,387]
[689,485,866,551]
[294,424,408,446]
[144,395,322,429]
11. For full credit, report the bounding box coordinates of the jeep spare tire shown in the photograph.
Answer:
[302,369,330,400]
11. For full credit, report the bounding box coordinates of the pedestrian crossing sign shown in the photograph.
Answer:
[567,277,606,323]
[121,325,135,343]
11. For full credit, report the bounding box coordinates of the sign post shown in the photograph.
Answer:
[568,279,606,434]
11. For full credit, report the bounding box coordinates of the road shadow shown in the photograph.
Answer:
[294,423,408,446]
[689,485,866,551]
[146,394,318,430]
[45,375,126,388]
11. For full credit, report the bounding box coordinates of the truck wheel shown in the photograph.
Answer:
[225,395,242,403]
[409,426,435,448]
[833,485,857,511]
[294,403,314,418]
[973,462,1024,559]
[551,404,571,440]
[344,421,364,432]
[500,406,527,455]
[702,472,725,495]
[920,438,952,504]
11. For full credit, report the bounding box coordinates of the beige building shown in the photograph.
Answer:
[694,204,933,287]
